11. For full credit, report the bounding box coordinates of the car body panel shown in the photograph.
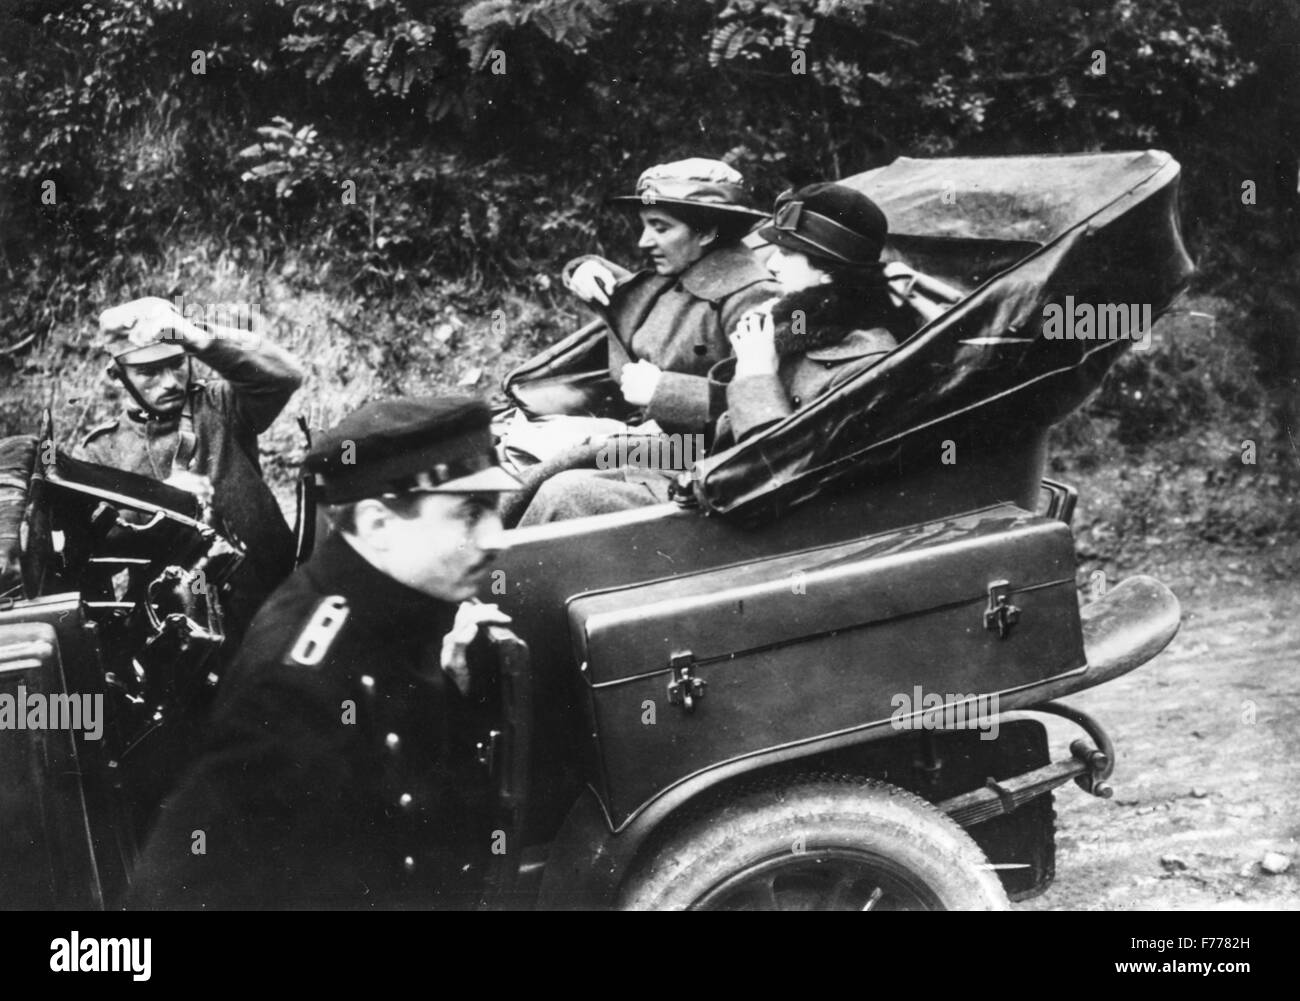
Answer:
[496,423,1049,842]
[570,503,1083,829]
[0,610,106,908]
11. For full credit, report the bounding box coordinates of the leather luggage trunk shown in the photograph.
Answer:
[567,503,1085,830]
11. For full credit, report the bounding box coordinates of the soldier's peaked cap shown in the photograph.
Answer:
[305,396,519,504]
[99,298,188,365]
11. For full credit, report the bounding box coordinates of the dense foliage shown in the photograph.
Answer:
[0,0,1296,450]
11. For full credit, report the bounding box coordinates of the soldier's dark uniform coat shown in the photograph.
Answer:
[126,531,495,910]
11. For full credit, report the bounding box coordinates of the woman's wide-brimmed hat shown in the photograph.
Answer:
[610,158,768,224]
[758,182,888,267]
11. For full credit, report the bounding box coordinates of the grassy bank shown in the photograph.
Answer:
[3,241,1296,570]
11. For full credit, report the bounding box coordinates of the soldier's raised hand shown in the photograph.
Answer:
[99,297,209,351]
[441,600,513,696]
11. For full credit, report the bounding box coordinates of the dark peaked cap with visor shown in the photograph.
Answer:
[305,396,520,504]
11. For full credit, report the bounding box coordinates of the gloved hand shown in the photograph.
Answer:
[568,259,619,306]
[619,360,663,406]
[441,600,513,695]
[730,305,780,377]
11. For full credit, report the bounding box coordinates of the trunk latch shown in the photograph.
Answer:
[667,651,707,714]
[984,580,1021,639]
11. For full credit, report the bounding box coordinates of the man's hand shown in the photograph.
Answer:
[620,360,663,406]
[568,259,618,306]
[730,306,780,377]
[100,297,211,352]
[441,601,513,696]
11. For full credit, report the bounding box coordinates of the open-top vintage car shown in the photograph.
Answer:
[1,150,1190,910]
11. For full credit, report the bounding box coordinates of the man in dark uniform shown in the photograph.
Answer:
[125,397,521,909]
[79,296,304,608]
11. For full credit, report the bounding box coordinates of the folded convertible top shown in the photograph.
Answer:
[690,150,1194,524]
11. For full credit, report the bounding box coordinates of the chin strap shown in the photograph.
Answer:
[173,409,198,473]
[115,358,198,473]
[113,356,192,417]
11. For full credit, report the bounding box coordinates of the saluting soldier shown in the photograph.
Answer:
[79,296,305,608]
[125,397,521,909]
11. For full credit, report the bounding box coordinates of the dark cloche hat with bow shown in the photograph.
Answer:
[759,182,888,267]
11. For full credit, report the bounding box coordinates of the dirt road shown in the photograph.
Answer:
[1016,558,1299,911]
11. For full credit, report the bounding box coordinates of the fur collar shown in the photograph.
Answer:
[770,284,883,356]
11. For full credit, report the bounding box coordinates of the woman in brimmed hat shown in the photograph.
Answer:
[513,181,911,526]
[710,181,913,449]
[561,157,780,433]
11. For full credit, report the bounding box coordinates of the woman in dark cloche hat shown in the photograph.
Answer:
[710,181,913,451]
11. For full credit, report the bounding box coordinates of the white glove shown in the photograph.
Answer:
[619,360,663,406]
[568,260,618,307]
[441,601,513,696]
[730,307,780,377]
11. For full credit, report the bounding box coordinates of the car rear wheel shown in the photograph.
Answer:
[618,775,1010,911]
